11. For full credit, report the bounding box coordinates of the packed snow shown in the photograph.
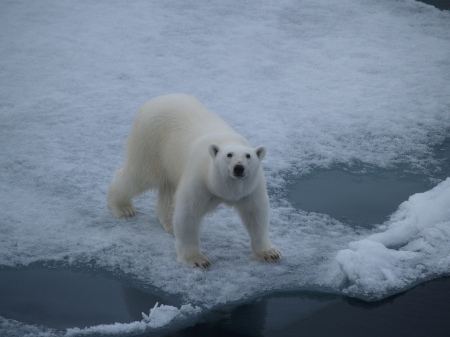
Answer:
[0,0,449,335]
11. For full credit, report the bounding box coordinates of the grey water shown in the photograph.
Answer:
[288,138,450,227]
[0,268,174,330]
[420,0,450,10]
[287,169,434,227]
[174,277,450,337]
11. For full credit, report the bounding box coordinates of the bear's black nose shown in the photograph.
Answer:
[233,165,245,176]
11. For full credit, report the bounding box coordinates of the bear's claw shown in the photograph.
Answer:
[109,203,137,218]
[254,247,282,262]
[194,261,211,268]
[179,252,211,268]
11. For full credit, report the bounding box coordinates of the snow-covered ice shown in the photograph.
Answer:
[1,0,449,335]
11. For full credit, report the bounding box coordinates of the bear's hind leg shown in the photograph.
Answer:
[156,183,175,234]
[107,166,148,218]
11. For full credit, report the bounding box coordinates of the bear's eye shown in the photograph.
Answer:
[246,154,251,159]
[227,153,233,158]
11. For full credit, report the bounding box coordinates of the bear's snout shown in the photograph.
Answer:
[233,164,245,177]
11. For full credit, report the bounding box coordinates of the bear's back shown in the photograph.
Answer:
[127,94,245,186]
[142,93,235,137]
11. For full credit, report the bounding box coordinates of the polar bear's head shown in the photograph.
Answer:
[208,143,266,180]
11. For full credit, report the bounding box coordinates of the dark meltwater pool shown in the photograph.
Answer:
[287,138,450,227]
[286,169,435,227]
[0,268,174,330]
[173,277,450,337]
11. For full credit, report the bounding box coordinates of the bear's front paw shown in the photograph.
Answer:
[253,247,282,262]
[178,252,211,268]
[109,203,137,218]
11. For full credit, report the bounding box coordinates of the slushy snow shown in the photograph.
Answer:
[1,0,449,335]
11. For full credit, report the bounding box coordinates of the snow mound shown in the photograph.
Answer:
[336,178,450,299]
[66,303,201,336]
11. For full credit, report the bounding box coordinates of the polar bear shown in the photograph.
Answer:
[107,94,281,268]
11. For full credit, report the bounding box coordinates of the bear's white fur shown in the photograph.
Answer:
[107,94,281,268]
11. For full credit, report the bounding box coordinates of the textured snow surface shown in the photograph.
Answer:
[1,0,449,335]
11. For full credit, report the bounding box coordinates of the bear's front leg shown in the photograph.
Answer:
[235,185,282,262]
[172,192,211,268]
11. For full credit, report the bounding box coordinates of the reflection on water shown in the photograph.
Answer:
[0,268,172,329]
[263,277,450,337]
[174,291,339,337]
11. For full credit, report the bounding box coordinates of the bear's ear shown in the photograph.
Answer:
[209,144,220,158]
[255,146,267,160]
